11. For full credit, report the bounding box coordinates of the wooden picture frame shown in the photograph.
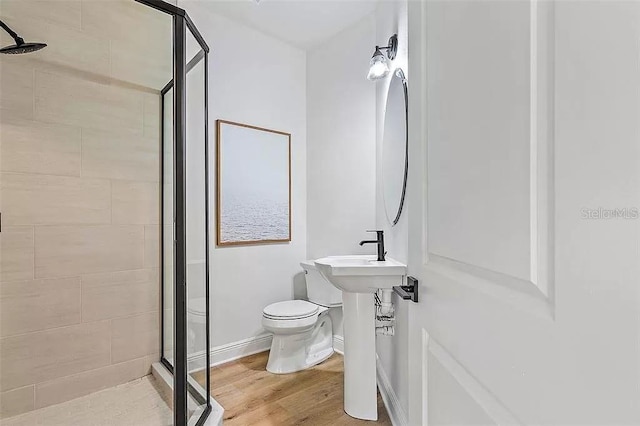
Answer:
[216,119,291,246]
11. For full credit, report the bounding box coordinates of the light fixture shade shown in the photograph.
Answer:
[367,48,390,81]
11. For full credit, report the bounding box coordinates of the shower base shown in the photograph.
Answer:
[1,376,172,426]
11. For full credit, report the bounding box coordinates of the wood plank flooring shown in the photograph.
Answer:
[192,351,392,426]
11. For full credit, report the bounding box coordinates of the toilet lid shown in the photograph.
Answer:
[263,300,319,320]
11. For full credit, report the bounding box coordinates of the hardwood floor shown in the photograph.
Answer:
[192,351,392,426]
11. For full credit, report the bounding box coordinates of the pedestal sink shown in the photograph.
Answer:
[314,255,406,421]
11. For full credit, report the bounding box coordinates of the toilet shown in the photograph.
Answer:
[262,260,342,374]
[187,296,207,325]
[187,296,207,355]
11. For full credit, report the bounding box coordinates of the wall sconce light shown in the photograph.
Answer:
[367,34,398,81]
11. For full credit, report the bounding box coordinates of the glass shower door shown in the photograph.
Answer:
[184,22,210,424]
[162,87,174,367]
[157,6,210,425]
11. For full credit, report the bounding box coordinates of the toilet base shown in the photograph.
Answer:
[266,314,334,374]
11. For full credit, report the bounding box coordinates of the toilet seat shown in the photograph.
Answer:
[263,300,319,320]
[262,314,318,333]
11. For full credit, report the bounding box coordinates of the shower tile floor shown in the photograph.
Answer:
[2,376,172,426]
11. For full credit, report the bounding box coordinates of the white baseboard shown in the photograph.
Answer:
[333,335,344,355]
[188,333,345,373]
[376,354,409,426]
[187,334,273,372]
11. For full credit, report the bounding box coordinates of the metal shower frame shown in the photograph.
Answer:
[133,1,211,425]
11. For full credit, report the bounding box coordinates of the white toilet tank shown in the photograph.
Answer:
[300,260,342,307]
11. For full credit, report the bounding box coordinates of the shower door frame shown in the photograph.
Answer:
[159,33,211,424]
[134,1,211,425]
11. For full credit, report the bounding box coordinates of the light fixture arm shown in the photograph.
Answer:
[377,34,398,60]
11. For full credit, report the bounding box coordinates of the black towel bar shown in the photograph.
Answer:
[392,276,418,303]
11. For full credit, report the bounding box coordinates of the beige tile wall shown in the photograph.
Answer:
[0,0,171,418]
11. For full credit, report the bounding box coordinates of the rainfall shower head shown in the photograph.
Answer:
[0,41,47,54]
[0,19,46,55]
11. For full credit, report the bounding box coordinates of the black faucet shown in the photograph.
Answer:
[359,230,386,261]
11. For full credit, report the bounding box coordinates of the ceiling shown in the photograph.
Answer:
[194,0,378,50]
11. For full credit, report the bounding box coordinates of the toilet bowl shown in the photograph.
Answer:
[187,297,207,325]
[262,260,343,374]
[187,297,207,356]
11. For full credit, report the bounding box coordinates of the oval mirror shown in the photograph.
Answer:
[382,68,408,226]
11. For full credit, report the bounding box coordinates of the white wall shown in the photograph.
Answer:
[307,15,377,259]
[376,1,409,262]
[374,0,411,419]
[306,14,377,337]
[181,2,307,348]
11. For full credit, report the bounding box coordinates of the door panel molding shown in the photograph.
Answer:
[423,329,522,426]
[425,255,553,319]
[424,0,555,317]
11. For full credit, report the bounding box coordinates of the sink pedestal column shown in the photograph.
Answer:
[342,292,377,420]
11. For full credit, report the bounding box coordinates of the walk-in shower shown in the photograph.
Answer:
[0,0,213,425]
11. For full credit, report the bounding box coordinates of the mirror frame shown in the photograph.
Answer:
[386,68,408,226]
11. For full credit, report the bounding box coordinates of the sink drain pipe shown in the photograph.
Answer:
[375,289,395,336]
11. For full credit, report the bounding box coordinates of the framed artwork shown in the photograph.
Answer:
[216,119,291,246]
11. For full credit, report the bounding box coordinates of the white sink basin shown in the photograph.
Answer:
[314,255,406,293]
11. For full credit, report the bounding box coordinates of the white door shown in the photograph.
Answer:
[406,1,640,424]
